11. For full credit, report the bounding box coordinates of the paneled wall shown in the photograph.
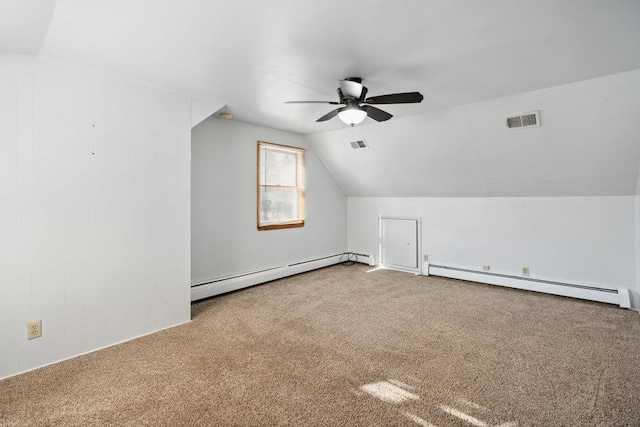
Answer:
[0,56,193,379]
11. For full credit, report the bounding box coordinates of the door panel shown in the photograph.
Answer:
[380,217,419,271]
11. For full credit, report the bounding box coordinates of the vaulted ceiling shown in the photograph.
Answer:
[2,0,640,196]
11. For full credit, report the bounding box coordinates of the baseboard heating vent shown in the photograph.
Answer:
[428,264,630,308]
[345,252,376,266]
[191,253,345,302]
[506,110,540,130]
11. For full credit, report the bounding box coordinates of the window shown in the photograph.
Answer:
[257,141,305,230]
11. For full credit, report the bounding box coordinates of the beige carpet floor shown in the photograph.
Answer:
[1,264,640,426]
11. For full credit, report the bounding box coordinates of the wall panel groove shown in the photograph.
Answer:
[16,57,34,373]
[0,57,19,378]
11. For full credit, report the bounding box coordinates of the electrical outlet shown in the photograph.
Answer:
[423,254,429,262]
[482,265,490,271]
[27,320,42,340]
[522,266,530,276]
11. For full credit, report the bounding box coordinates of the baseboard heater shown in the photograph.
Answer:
[427,264,631,308]
[346,252,376,266]
[191,253,346,302]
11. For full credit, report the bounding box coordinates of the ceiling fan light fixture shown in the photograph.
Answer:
[338,107,367,126]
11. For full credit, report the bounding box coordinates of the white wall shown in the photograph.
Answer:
[636,171,640,309]
[348,196,637,306]
[0,56,193,379]
[191,118,347,284]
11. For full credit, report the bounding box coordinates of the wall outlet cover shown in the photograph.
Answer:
[27,320,42,339]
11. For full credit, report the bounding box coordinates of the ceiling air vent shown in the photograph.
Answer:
[349,139,368,149]
[505,110,540,130]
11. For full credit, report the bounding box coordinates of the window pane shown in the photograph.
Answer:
[257,142,305,230]
[264,150,296,186]
[260,186,298,223]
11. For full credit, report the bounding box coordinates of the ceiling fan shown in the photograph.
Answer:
[285,77,424,126]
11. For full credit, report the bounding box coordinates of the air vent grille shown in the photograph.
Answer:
[349,139,368,149]
[506,110,540,130]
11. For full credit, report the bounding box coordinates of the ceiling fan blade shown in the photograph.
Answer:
[285,100,341,105]
[339,79,363,99]
[364,92,424,104]
[362,105,393,122]
[359,86,368,101]
[316,108,341,122]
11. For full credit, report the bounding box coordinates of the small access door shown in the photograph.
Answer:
[379,216,421,273]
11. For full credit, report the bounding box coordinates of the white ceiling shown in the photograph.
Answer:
[14,0,640,135]
[2,0,640,196]
[0,0,56,54]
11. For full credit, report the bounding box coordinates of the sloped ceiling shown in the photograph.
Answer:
[307,70,640,197]
[2,0,640,196]
[0,0,57,54]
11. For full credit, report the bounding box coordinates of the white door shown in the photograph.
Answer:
[379,217,420,273]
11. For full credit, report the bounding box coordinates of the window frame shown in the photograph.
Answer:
[257,141,306,231]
